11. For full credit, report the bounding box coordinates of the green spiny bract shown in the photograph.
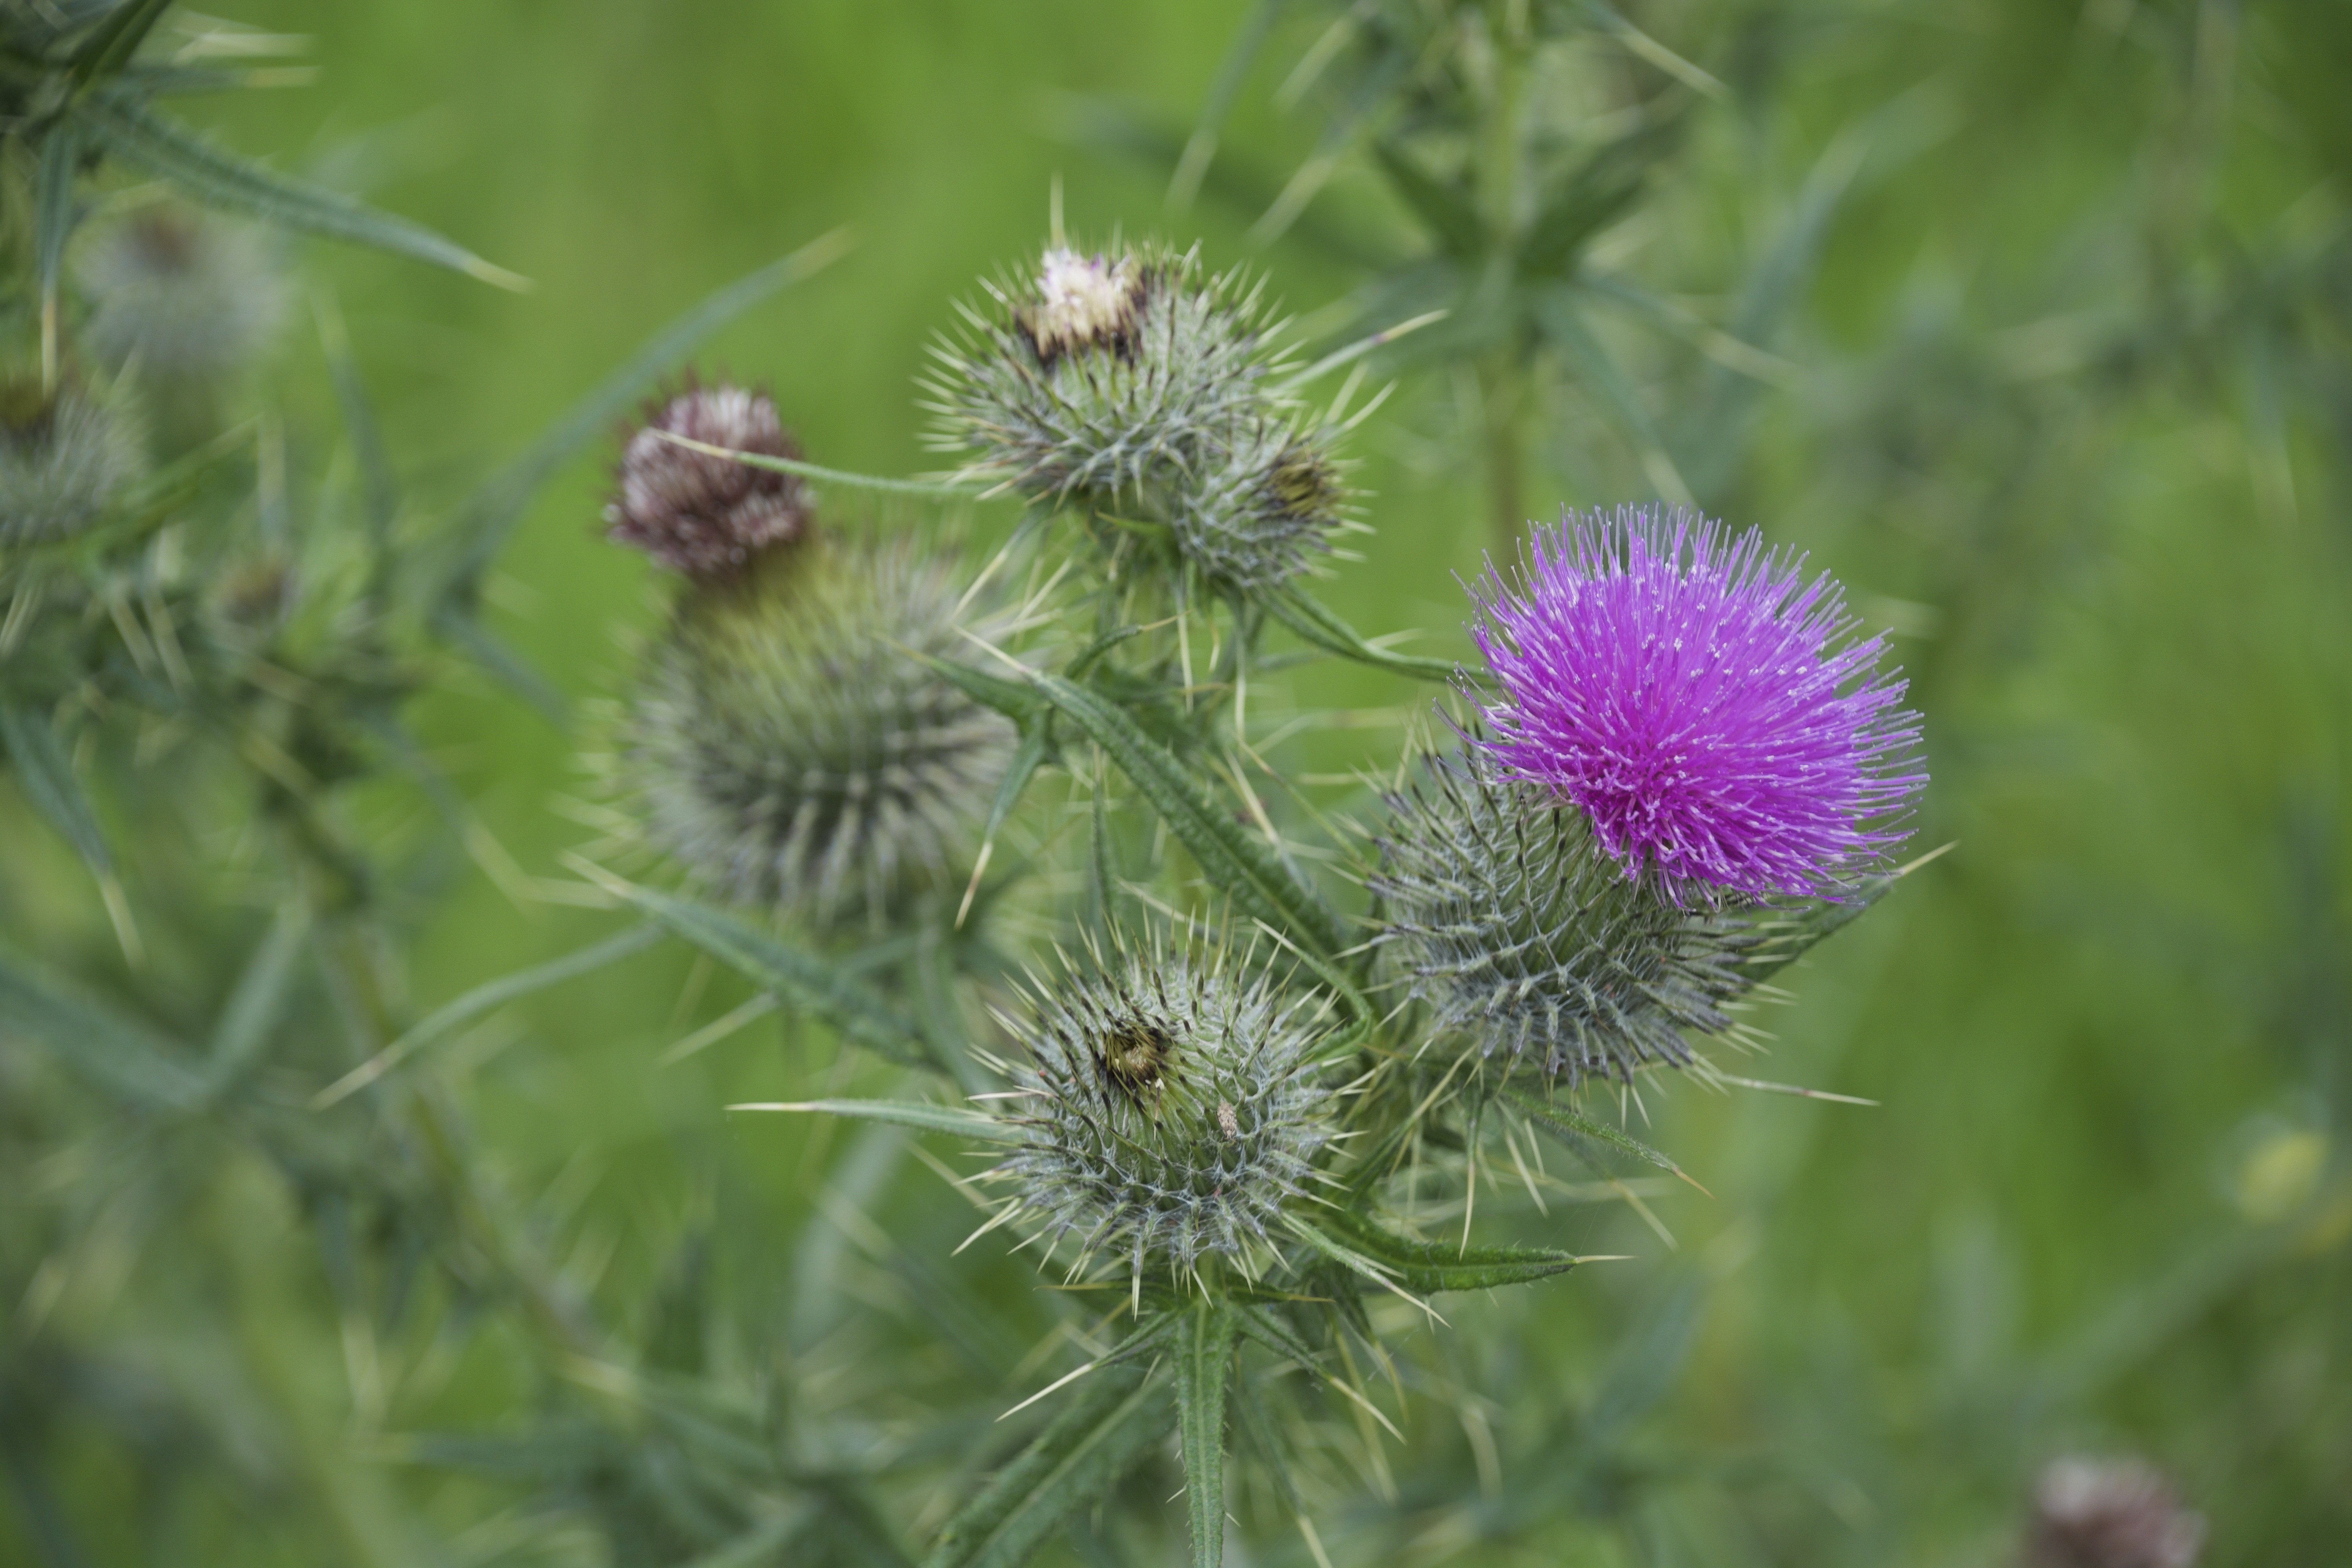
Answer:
[0,376,142,548]
[926,241,1344,591]
[1368,746,1766,1087]
[619,533,1015,926]
[76,203,287,383]
[987,944,1337,1286]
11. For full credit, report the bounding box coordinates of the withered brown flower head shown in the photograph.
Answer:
[605,384,809,577]
[1014,247,1148,366]
[2024,1457,2205,1568]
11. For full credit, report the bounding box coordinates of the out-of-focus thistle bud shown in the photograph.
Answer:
[0,375,142,548]
[984,941,1336,1287]
[2023,1457,2205,1568]
[928,241,1344,590]
[606,385,811,579]
[1471,506,1924,901]
[1370,744,1760,1085]
[619,534,1014,925]
[76,203,286,382]
[1168,420,1346,590]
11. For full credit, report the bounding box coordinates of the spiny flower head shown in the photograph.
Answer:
[1472,506,1923,900]
[0,376,142,549]
[2025,1457,2205,1568]
[76,203,285,381]
[986,941,1337,1285]
[926,239,1345,590]
[619,532,1014,926]
[606,384,810,579]
[1370,743,1764,1085]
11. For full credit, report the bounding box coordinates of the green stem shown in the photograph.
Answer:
[292,817,604,1363]
[1479,353,1530,559]
[1477,0,1534,560]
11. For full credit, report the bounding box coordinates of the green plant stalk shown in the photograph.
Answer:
[298,864,604,1363]
[1478,0,1534,557]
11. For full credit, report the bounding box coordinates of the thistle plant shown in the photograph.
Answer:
[577,220,1933,1564]
[20,3,2336,1564]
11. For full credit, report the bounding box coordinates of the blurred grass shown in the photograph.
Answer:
[7,0,2348,1563]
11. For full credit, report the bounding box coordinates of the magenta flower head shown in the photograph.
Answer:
[1471,506,1923,900]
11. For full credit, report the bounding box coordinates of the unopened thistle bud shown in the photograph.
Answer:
[619,534,1014,924]
[606,385,810,579]
[1168,421,1346,590]
[2024,1457,2205,1568]
[1471,506,1924,901]
[928,241,1343,590]
[0,376,141,548]
[986,944,1336,1284]
[1370,746,1759,1085]
[75,203,285,381]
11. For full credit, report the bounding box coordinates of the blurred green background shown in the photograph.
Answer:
[9,1,2350,1563]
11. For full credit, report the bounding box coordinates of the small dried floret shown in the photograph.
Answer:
[606,385,810,578]
[2024,1457,2205,1568]
[619,534,1014,925]
[1015,247,1148,365]
[987,944,1336,1284]
[1472,506,1924,900]
[1370,744,1764,1085]
[0,376,142,548]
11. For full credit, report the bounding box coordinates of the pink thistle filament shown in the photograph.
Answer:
[1471,507,1924,900]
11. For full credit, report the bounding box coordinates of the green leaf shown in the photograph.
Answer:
[982,720,1054,852]
[1369,138,1482,257]
[1534,288,1695,508]
[726,1098,1023,1144]
[1231,1302,1322,1372]
[610,878,940,1073]
[1262,584,1457,682]
[67,0,174,87]
[443,229,852,596]
[639,434,976,499]
[0,704,113,880]
[315,294,397,595]
[1024,673,1349,961]
[309,922,662,1109]
[429,605,567,725]
[925,1359,1166,1568]
[34,123,80,336]
[0,945,205,1112]
[1311,1203,1580,1293]
[1175,1303,1237,1568]
[1497,1083,1690,1183]
[1582,1283,1702,1446]
[73,85,520,285]
[1166,0,1288,212]
[930,657,1049,728]
[204,903,308,1093]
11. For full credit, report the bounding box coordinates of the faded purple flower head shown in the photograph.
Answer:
[1470,506,1923,900]
[2024,1457,2204,1568]
[606,384,809,578]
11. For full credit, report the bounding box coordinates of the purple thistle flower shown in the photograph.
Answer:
[1470,506,1923,900]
